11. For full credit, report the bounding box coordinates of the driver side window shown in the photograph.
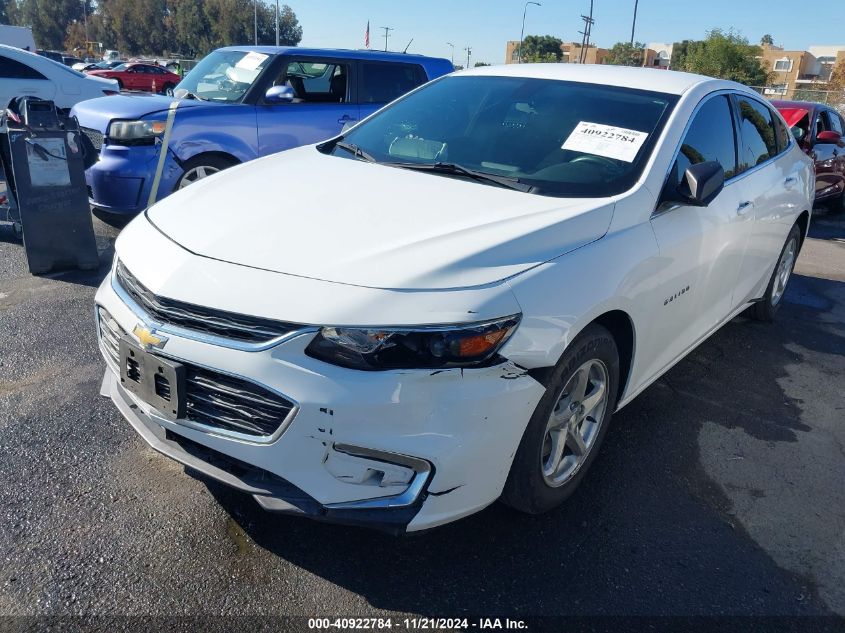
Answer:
[673,94,738,186]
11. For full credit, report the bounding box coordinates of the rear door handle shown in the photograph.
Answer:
[737,201,754,215]
[337,115,357,124]
[784,176,797,186]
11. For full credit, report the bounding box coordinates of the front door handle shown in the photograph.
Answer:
[784,176,798,186]
[737,201,754,215]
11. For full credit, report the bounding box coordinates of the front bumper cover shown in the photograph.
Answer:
[101,370,433,534]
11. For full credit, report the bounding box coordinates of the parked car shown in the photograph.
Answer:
[86,62,181,95]
[73,60,124,73]
[62,55,83,67]
[0,44,119,111]
[72,47,453,215]
[773,100,845,210]
[96,65,813,533]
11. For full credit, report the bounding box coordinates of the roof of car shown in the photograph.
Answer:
[217,46,450,65]
[457,63,747,96]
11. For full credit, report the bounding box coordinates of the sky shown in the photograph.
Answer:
[290,0,845,66]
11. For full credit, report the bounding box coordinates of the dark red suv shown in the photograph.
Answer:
[773,100,845,210]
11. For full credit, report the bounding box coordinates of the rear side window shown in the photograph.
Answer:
[359,62,427,104]
[0,55,46,80]
[735,96,778,170]
[674,95,737,182]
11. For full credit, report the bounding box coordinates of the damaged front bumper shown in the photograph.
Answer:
[101,370,433,534]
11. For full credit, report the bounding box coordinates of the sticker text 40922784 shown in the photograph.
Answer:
[561,121,649,163]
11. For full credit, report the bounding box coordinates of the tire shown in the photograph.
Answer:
[162,83,175,96]
[750,224,801,322]
[115,79,123,90]
[175,155,237,190]
[501,324,620,514]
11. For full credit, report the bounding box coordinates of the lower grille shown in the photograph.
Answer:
[98,307,296,439]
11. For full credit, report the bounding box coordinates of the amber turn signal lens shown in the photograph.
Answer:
[149,121,167,134]
[457,329,508,358]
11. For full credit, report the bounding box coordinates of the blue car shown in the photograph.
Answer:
[72,47,453,215]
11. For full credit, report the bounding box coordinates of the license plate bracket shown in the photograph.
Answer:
[118,336,185,421]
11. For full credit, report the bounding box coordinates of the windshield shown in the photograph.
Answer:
[334,76,678,197]
[176,49,273,102]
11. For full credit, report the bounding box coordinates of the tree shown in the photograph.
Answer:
[474,61,490,67]
[607,41,645,67]
[16,0,86,50]
[520,35,562,63]
[674,29,770,87]
[760,34,773,46]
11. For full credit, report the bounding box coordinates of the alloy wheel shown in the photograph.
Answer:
[179,165,220,189]
[771,236,797,305]
[541,359,610,487]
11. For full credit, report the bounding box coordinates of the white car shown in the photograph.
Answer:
[95,64,813,533]
[0,44,118,111]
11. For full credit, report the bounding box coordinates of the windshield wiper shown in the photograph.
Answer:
[386,161,532,192]
[334,141,376,163]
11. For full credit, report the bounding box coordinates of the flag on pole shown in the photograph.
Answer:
[365,21,370,49]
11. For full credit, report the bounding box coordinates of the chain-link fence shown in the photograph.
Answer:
[750,86,845,114]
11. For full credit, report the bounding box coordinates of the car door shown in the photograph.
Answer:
[730,95,803,308]
[647,93,746,374]
[0,53,56,106]
[809,109,844,199]
[357,61,429,120]
[255,57,359,156]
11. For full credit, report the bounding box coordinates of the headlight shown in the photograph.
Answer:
[305,315,521,370]
[107,120,167,140]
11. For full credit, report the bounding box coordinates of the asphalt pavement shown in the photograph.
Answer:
[0,209,843,624]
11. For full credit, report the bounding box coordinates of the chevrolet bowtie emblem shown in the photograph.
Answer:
[133,324,168,350]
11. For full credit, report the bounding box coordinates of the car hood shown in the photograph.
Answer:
[70,94,211,133]
[146,146,615,290]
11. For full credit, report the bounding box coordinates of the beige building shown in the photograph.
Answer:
[760,43,845,99]
[504,40,609,65]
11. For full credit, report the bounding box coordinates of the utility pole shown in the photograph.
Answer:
[380,26,393,52]
[446,42,454,66]
[464,46,472,68]
[254,0,258,45]
[275,0,280,46]
[578,0,595,63]
[630,0,638,45]
[517,1,541,63]
[82,0,88,43]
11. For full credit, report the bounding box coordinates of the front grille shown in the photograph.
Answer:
[98,307,295,439]
[81,126,103,151]
[115,260,299,344]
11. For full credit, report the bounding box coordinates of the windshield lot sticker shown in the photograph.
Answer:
[562,122,649,163]
[236,52,269,71]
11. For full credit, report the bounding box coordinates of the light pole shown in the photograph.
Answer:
[446,42,454,66]
[517,1,540,63]
[275,0,279,46]
[630,0,638,45]
[464,46,472,69]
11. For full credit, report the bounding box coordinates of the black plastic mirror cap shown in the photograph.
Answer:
[679,160,725,207]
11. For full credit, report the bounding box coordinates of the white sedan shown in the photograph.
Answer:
[0,44,118,110]
[95,64,813,533]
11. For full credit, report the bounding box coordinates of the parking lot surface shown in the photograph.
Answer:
[0,211,843,619]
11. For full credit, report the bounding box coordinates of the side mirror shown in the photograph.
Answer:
[816,130,843,145]
[662,160,725,208]
[265,85,295,104]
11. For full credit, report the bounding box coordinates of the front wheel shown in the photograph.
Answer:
[750,224,801,322]
[502,324,619,514]
[175,155,237,190]
[162,83,175,96]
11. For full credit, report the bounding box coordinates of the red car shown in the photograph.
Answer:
[773,100,845,210]
[87,62,181,96]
